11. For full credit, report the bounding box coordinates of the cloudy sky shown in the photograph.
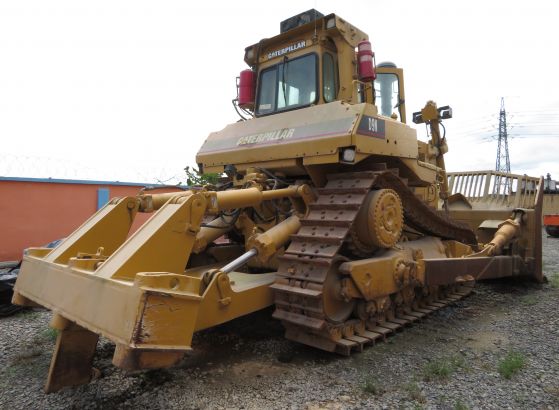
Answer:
[1,0,558,183]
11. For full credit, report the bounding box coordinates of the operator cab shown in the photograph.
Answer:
[237,10,406,123]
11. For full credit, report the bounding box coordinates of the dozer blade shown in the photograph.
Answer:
[446,172,544,282]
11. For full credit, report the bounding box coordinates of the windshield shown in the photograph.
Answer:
[256,54,317,116]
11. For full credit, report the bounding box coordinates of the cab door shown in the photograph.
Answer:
[374,64,407,124]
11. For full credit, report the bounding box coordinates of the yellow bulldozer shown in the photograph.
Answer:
[13,10,543,392]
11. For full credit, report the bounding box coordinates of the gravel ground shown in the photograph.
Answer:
[1,233,558,409]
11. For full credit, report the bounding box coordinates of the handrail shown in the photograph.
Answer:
[447,170,541,209]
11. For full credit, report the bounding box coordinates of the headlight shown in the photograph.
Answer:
[342,147,356,162]
[245,47,254,60]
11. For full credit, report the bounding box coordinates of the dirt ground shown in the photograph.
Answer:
[0,233,558,409]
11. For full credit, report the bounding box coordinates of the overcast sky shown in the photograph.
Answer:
[1,0,558,183]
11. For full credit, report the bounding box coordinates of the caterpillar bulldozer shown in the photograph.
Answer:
[12,10,543,393]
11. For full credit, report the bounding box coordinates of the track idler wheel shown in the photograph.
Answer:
[322,262,356,324]
[351,189,404,254]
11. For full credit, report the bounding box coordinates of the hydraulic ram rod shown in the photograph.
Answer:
[220,249,258,273]
[218,215,302,273]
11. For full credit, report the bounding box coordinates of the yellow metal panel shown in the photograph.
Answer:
[96,194,206,280]
[45,197,138,264]
[194,272,275,331]
[340,254,401,300]
[258,36,315,65]
[197,101,359,168]
[131,291,201,349]
[400,158,439,184]
[302,153,340,166]
[352,105,417,159]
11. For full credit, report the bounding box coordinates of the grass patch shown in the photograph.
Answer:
[498,351,526,379]
[361,376,384,395]
[16,309,40,319]
[520,294,538,306]
[454,400,469,410]
[3,365,20,376]
[40,327,59,342]
[404,381,426,403]
[549,273,559,289]
[423,355,466,381]
[423,360,452,380]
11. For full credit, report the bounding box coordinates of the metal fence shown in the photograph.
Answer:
[0,153,186,186]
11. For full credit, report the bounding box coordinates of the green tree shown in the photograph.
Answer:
[184,166,221,186]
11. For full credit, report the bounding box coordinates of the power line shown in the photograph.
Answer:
[0,153,187,185]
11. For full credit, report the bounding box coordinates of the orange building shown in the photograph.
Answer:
[0,177,176,261]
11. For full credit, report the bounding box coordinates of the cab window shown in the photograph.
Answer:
[374,73,401,120]
[256,54,318,116]
[323,52,338,103]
